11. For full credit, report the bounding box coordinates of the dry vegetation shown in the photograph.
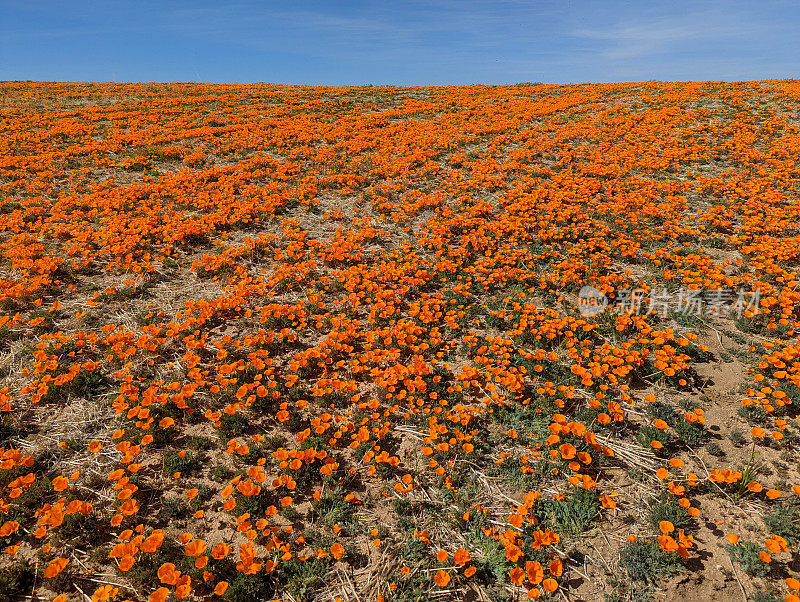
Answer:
[0,80,800,601]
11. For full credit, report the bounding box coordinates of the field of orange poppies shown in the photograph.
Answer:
[1,80,800,601]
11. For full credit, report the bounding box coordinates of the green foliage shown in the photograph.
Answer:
[264,434,285,450]
[158,496,191,521]
[393,539,444,601]
[472,537,511,584]
[223,571,275,602]
[39,382,70,404]
[71,369,110,399]
[303,528,335,551]
[778,382,800,407]
[495,456,538,490]
[237,444,267,465]
[735,313,774,335]
[674,419,708,447]
[421,365,460,404]
[0,416,21,445]
[728,430,747,447]
[726,542,772,577]
[187,436,215,451]
[669,309,702,329]
[219,412,250,439]
[188,484,213,510]
[402,538,428,562]
[312,491,357,531]
[637,425,668,453]
[15,476,53,517]
[536,486,601,535]
[682,343,714,363]
[122,538,187,589]
[647,402,676,425]
[162,451,201,476]
[210,466,235,482]
[0,326,21,351]
[619,540,683,583]
[393,497,413,517]
[735,447,766,499]
[648,498,691,532]
[234,490,275,516]
[492,401,552,445]
[0,560,35,597]
[738,404,767,424]
[704,236,727,248]
[281,557,328,601]
[58,511,101,543]
[38,364,109,404]
[762,501,800,543]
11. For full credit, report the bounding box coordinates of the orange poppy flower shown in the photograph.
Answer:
[526,561,543,584]
[44,557,69,578]
[453,548,471,566]
[434,569,451,587]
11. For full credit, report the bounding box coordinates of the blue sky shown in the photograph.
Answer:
[2,0,798,84]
